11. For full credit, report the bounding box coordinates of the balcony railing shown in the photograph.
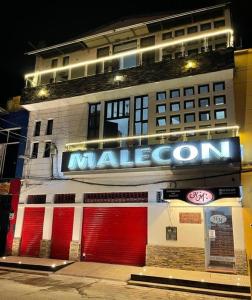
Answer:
[25,28,233,88]
[65,125,239,151]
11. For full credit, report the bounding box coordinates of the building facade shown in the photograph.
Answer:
[0,97,29,255]
[13,3,248,274]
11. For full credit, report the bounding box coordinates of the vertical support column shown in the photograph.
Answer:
[12,206,25,255]
[39,206,53,258]
[69,206,83,261]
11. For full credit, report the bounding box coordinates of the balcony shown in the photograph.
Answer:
[22,47,234,105]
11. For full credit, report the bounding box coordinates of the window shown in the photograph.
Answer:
[156,117,166,127]
[187,49,198,56]
[71,66,85,79]
[170,115,180,125]
[214,19,225,28]
[134,96,148,136]
[187,26,198,34]
[215,43,226,50]
[46,119,53,135]
[199,111,211,121]
[156,91,166,101]
[114,40,137,70]
[214,95,226,105]
[170,89,180,98]
[184,113,195,123]
[44,141,51,158]
[162,47,172,61]
[162,32,172,40]
[104,99,129,147]
[185,126,196,136]
[200,23,211,31]
[54,194,75,204]
[175,52,183,58]
[213,81,225,91]
[156,104,166,114]
[141,36,155,65]
[84,192,148,203]
[88,103,100,141]
[184,100,195,109]
[27,195,46,204]
[184,87,194,96]
[97,46,110,73]
[34,121,41,136]
[175,29,185,37]
[31,142,39,159]
[63,56,69,66]
[51,59,58,68]
[215,109,226,120]
[198,84,209,94]
[170,102,180,112]
[199,97,210,107]
[199,124,211,135]
[56,57,69,81]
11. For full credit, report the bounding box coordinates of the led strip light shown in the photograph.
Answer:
[65,125,239,150]
[25,28,233,79]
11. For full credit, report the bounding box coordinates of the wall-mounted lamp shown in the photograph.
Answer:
[114,75,126,84]
[184,60,198,71]
[37,88,49,98]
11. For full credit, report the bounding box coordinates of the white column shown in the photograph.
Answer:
[42,207,54,240]
[14,206,24,238]
[72,207,83,241]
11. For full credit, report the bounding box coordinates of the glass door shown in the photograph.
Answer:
[204,207,235,272]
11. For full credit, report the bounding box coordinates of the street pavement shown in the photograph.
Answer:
[0,270,239,300]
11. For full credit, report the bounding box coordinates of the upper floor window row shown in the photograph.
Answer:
[162,19,225,40]
[156,82,225,100]
[33,119,54,136]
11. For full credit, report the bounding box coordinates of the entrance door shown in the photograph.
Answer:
[204,207,235,272]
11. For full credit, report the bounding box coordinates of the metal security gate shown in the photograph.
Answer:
[81,207,147,266]
[20,207,45,257]
[50,208,74,259]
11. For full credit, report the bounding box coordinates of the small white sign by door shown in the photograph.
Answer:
[209,229,216,239]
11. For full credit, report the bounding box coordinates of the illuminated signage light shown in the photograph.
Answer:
[65,125,239,151]
[62,138,240,172]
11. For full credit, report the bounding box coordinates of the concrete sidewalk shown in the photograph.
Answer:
[0,256,250,287]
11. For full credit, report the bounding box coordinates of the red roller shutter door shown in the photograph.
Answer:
[81,207,147,266]
[50,208,74,259]
[20,207,45,257]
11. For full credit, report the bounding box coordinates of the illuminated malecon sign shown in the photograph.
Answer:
[61,138,240,172]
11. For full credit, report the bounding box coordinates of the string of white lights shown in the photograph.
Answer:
[25,28,233,79]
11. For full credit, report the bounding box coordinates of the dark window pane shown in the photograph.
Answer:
[184,113,195,123]
[215,109,226,120]
[200,23,211,31]
[88,103,100,141]
[34,121,41,136]
[156,117,166,126]
[157,92,166,100]
[170,89,180,98]
[46,119,53,135]
[187,26,198,34]
[170,115,180,125]
[198,85,209,94]
[214,95,226,105]
[44,142,51,158]
[199,98,210,107]
[31,143,39,159]
[184,100,194,109]
[199,111,211,121]
[156,104,166,114]
[175,29,185,36]
[214,19,225,28]
[184,87,194,96]
[213,81,225,91]
[162,32,172,40]
[170,103,180,112]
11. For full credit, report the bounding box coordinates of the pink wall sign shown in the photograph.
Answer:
[186,190,215,204]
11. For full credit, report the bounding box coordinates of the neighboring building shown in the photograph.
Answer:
[234,49,252,279]
[0,96,29,255]
[13,3,248,274]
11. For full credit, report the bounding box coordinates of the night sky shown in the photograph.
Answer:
[2,0,251,107]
